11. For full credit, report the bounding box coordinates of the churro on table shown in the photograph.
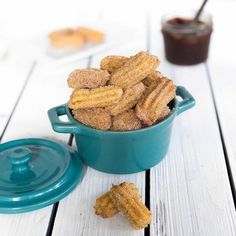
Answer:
[94,183,139,218]
[95,191,119,218]
[66,51,176,131]
[95,182,152,229]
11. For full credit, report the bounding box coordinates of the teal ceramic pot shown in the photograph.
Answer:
[48,86,195,174]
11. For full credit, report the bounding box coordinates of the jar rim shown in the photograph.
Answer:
[161,10,213,34]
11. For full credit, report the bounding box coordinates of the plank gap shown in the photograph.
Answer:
[46,202,59,236]
[205,62,236,209]
[145,12,151,236]
[0,61,37,142]
[45,134,74,236]
[144,169,151,236]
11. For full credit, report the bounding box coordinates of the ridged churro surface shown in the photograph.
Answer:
[100,56,128,73]
[110,51,160,89]
[66,51,176,130]
[95,192,119,218]
[95,183,139,218]
[111,110,141,131]
[106,82,145,116]
[69,86,123,109]
[110,182,152,229]
[67,69,110,89]
[156,106,171,123]
[143,71,163,87]
[73,108,111,130]
[135,77,176,125]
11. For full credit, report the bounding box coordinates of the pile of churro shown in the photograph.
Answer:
[49,27,104,48]
[67,51,176,131]
[95,182,152,229]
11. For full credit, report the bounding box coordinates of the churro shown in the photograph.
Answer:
[135,77,176,125]
[95,183,139,218]
[110,182,152,229]
[67,51,176,130]
[48,28,85,48]
[106,82,145,116]
[69,86,123,109]
[156,106,171,123]
[100,56,128,73]
[67,69,110,89]
[95,192,119,218]
[143,71,163,87]
[76,27,104,43]
[111,110,141,131]
[110,51,160,89]
[73,108,111,130]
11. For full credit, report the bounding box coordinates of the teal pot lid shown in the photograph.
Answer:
[0,138,84,214]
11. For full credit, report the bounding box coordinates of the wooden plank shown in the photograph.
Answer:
[52,43,148,236]
[0,54,34,137]
[149,6,236,236]
[0,59,89,236]
[207,0,236,192]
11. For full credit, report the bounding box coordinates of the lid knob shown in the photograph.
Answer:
[7,147,32,173]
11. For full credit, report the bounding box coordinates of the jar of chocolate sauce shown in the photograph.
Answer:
[161,11,213,65]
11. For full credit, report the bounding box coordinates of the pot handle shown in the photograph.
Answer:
[176,86,195,116]
[48,104,78,133]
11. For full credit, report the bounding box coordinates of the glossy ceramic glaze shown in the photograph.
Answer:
[0,139,84,213]
[48,86,195,174]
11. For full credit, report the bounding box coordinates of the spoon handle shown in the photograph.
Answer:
[193,0,209,23]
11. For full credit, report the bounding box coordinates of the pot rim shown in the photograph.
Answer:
[48,86,195,135]
[65,99,177,135]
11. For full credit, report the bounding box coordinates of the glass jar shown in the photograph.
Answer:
[161,10,213,65]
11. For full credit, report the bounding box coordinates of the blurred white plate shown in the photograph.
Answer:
[31,25,141,66]
[0,38,9,60]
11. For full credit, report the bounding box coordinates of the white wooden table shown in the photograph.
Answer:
[0,0,236,235]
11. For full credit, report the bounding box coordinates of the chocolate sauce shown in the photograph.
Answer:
[162,17,212,65]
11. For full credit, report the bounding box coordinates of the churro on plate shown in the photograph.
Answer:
[75,27,104,43]
[49,26,104,48]
[49,28,85,48]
